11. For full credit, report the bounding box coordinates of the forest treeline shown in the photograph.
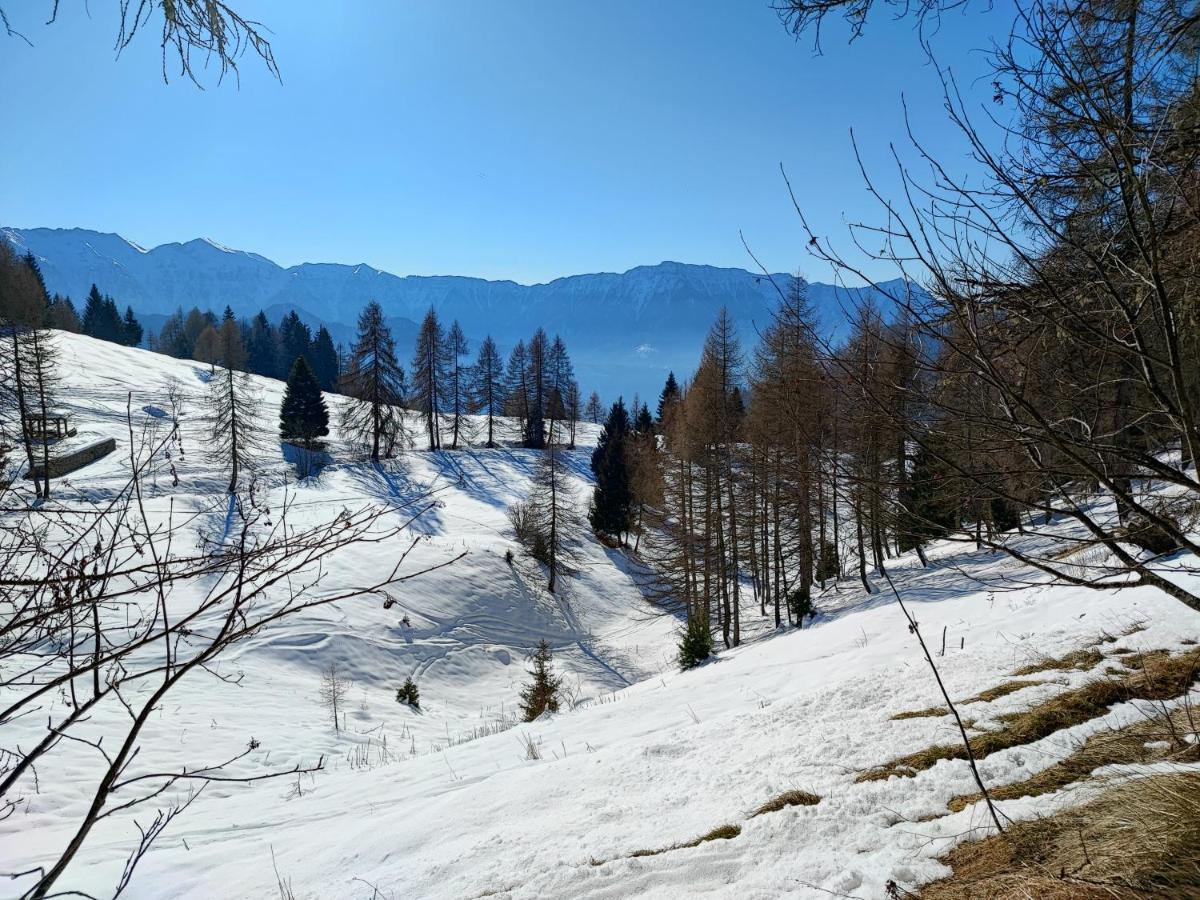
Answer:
[580,0,1200,666]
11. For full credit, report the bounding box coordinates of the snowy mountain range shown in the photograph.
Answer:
[3,226,911,401]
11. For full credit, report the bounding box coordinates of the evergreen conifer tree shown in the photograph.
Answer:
[311,326,339,391]
[589,399,634,539]
[22,251,49,305]
[81,285,106,338]
[635,403,653,434]
[121,306,143,346]
[519,639,562,721]
[280,356,330,450]
[243,311,275,378]
[656,371,679,422]
[277,311,312,375]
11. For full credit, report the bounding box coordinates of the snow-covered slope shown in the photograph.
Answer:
[2,227,913,400]
[4,334,1199,899]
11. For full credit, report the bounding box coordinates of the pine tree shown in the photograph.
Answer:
[342,301,407,461]
[310,326,339,391]
[121,306,143,346]
[411,307,448,451]
[677,617,714,670]
[81,285,106,339]
[280,356,330,450]
[635,403,653,434]
[589,399,634,539]
[519,639,562,721]
[395,676,420,708]
[22,251,49,305]
[246,311,278,378]
[471,335,506,447]
[657,371,680,423]
[277,311,312,376]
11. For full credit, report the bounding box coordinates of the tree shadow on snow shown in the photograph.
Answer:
[343,461,445,536]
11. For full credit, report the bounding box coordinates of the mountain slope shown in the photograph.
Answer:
[5,335,1199,900]
[3,226,912,400]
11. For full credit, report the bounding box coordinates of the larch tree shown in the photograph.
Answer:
[584,390,603,424]
[524,328,549,449]
[206,318,261,493]
[192,324,220,373]
[341,301,407,462]
[0,246,54,498]
[505,340,531,442]
[446,320,469,449]
[411,307,448,451]
[514,444,582,594]
[471,335,506,448]
[546,335,574,445]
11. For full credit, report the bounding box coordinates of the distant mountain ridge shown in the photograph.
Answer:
[2,226,911,400]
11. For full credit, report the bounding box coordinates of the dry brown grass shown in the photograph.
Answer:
[921,772,1200,898]
[947,704,1200,812]
[1012,648,1103,676]
[858,648,1200,783]
[750,789,821,817]
[892,706,950,720]
[965,680,1045,704]
[627,824,741,858]
[892,680,1044,722]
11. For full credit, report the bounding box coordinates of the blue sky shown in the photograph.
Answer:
[1,1,1011,285]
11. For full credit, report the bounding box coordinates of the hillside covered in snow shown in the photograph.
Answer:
[4,333,1199,899]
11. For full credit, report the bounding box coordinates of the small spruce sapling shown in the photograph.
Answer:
[519,639,562,721]
[396,676,420,709]
[678,618,714,670]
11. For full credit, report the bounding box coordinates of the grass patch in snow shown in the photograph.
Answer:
[858,648,1200,783]
[750,789,821,817]
[593,824,742,865]
[893,680,1045,720]
[892,706,950,720]
[946,702,1200,812]
[1012,647,1103,676]
[922,772,1200,898]
[964,679,1045,704]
